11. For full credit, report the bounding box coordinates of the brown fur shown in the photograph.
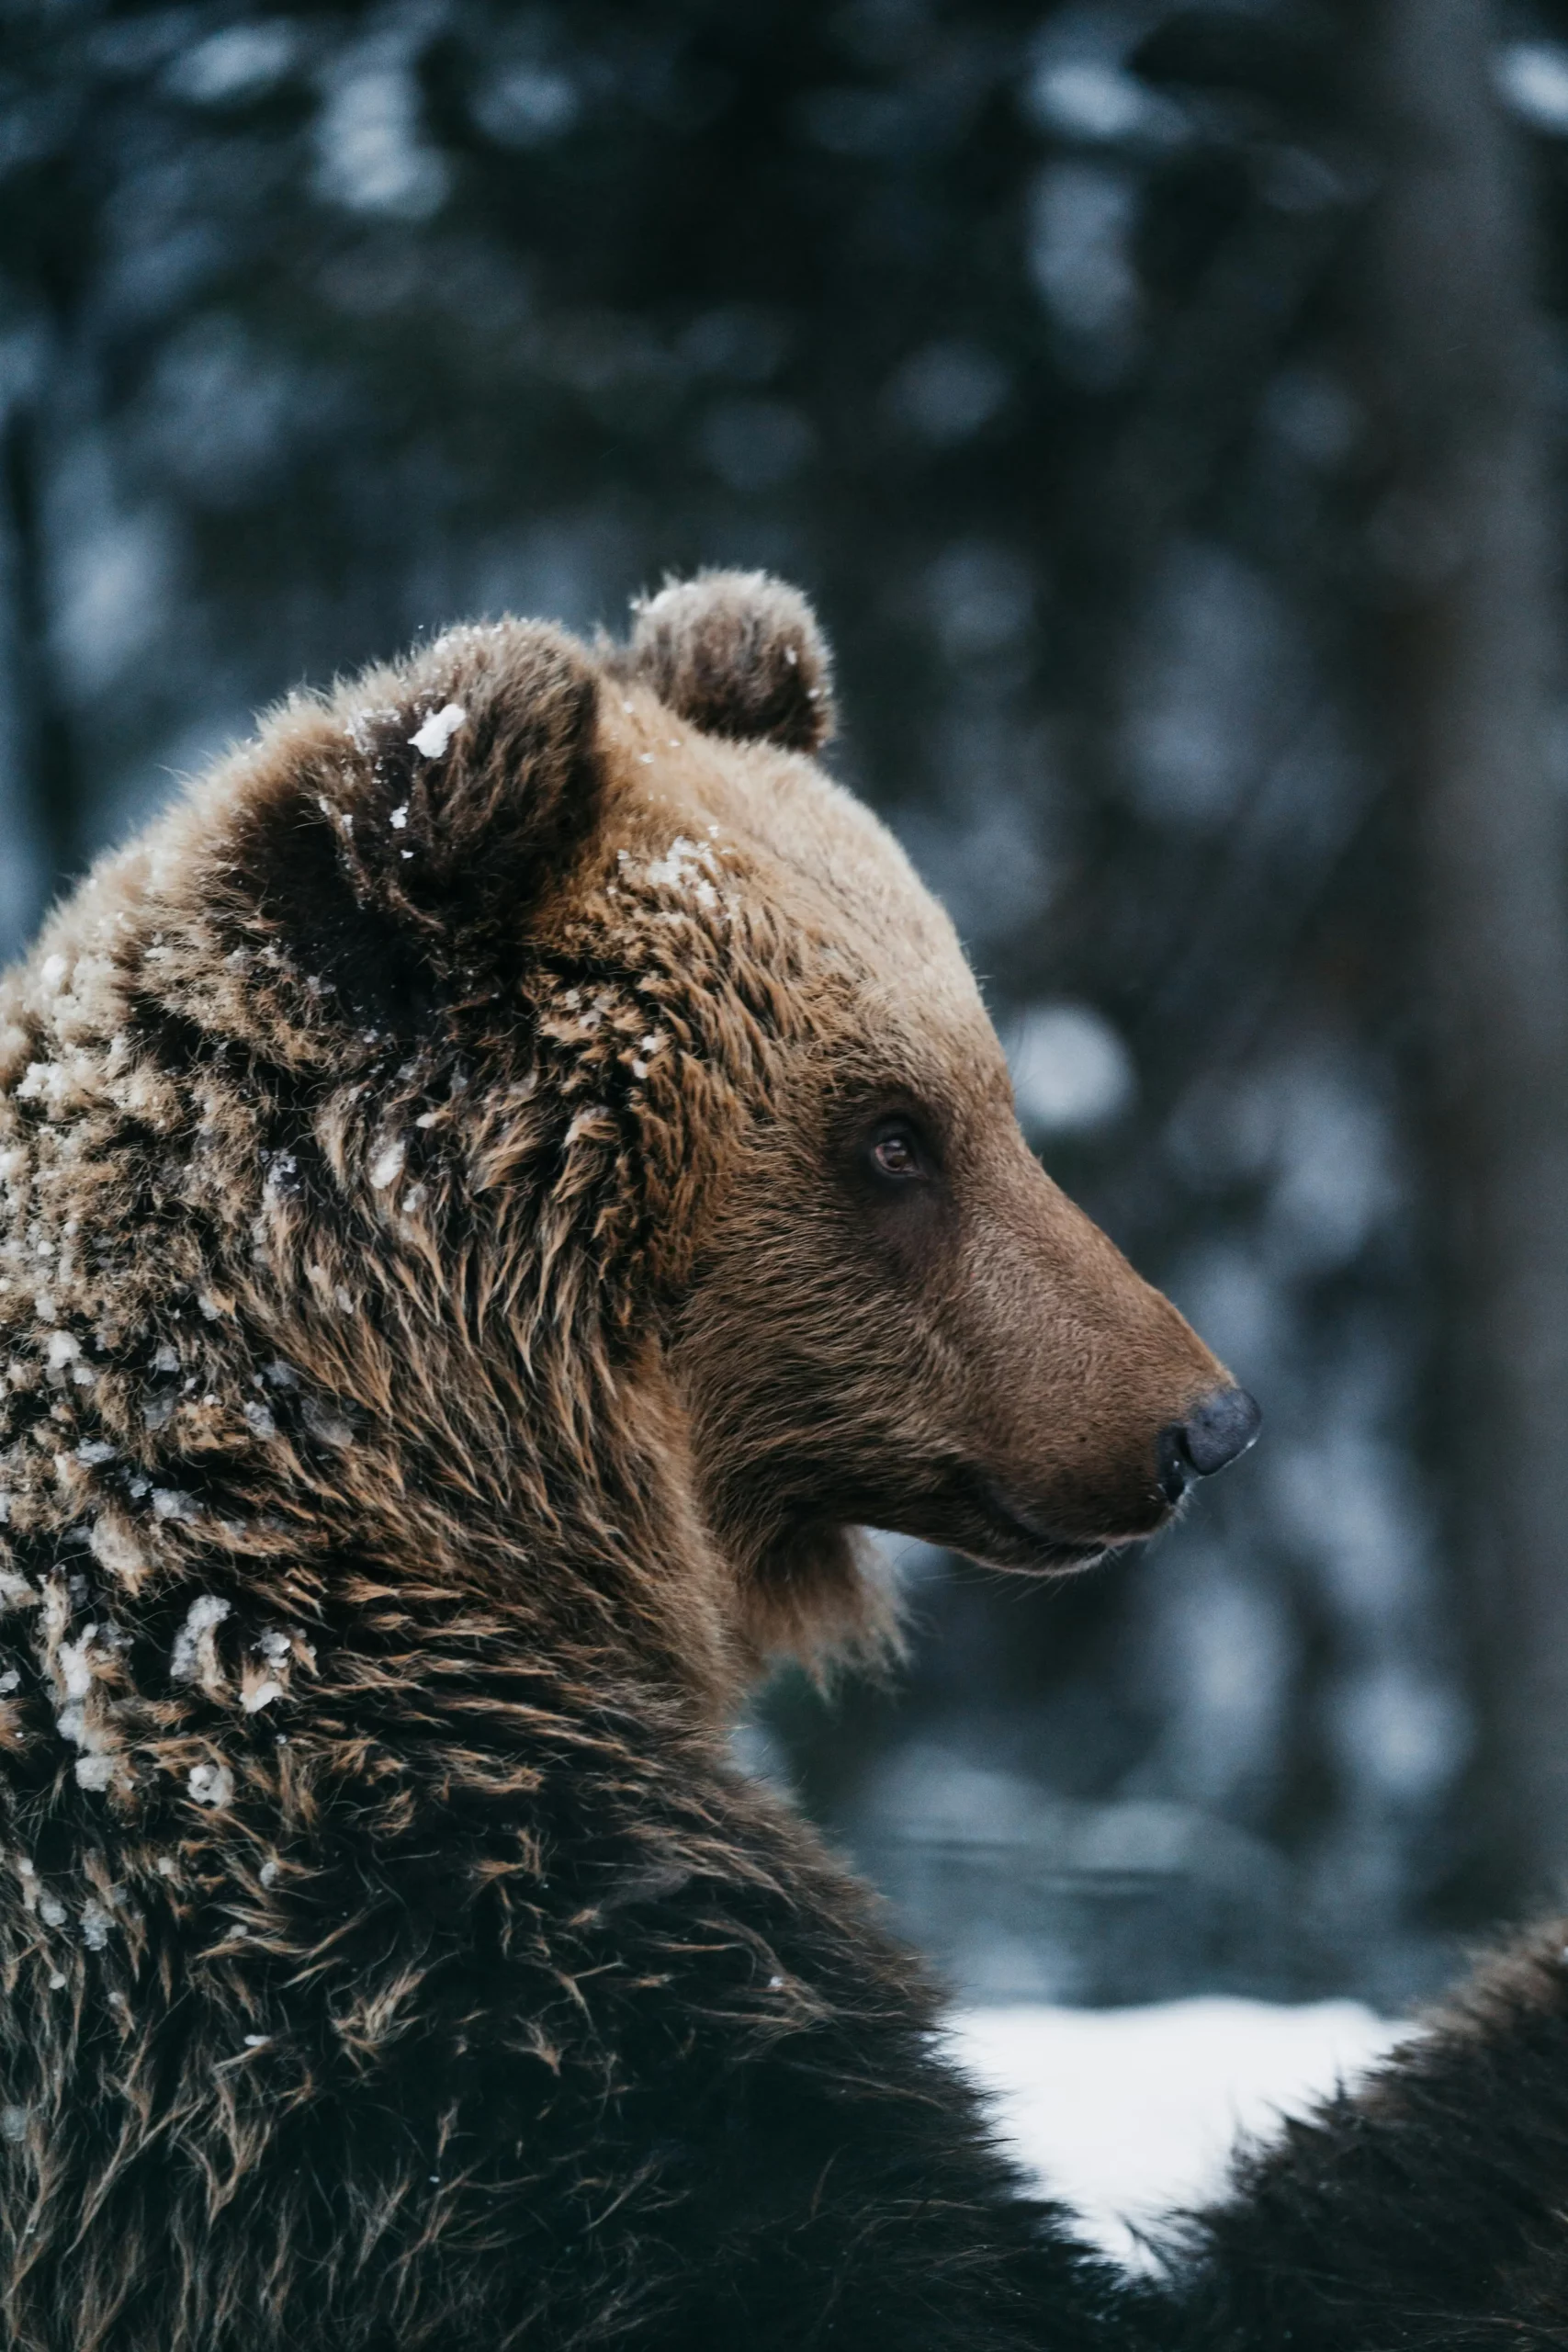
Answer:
[0,572,1231,2348]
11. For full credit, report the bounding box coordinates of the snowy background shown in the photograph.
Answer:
[951,1995,1405,2260]
[8,0,1568,2021]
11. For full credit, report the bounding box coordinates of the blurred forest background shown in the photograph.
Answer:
[9,0,1568,2007]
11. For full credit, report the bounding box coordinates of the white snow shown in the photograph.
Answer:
[643,835,721,894]
[947,1996,1409,2267]
[408,703,466,760]
[170,1593,231,1683]
[56,1623,98,1703]
[79,1897,113,1950]
[368,1137,405,1189]
[187,1759,234,1809]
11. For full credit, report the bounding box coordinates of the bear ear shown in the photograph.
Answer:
[623,571,836,755]
[217,620,604,1025]
[325,619,604,930]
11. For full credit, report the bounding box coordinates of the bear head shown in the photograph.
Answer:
[0,571,1252,1732]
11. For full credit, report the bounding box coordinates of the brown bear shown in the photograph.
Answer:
[0,567,1266,2350]
[9,560,1566,2351]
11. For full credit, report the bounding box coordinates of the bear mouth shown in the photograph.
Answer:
[953,1474,1161,1577]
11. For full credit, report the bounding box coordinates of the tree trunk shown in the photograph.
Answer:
[1356,0,1568,1910]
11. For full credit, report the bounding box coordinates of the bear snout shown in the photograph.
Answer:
[1155,1384,1263,1503]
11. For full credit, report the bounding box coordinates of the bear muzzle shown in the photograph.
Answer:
[1155,1384,1262,1504]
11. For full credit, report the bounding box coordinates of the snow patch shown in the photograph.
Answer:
[56,1623,98,1704]
[79,1898,113,1950]
[368,1137,405,1189]
[170,1593,231,1684]
[640,835,726,906]
[408,702,466,759]
[947,1997,1409,2268]
[187,1759,234,1809]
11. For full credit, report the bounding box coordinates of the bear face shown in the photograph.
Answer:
[623,695,1235,1640]
[607,582,1248,1657]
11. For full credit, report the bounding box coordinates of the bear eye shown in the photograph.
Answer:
[869,1120,927,1183]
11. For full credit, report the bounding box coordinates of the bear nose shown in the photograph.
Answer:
[1156,1385,1262,1504]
